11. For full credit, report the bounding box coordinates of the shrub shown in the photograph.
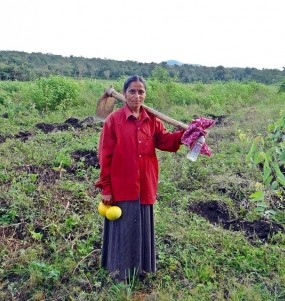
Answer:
[33,76,79,111]
[279,81,285,93]
[246,113,285,219]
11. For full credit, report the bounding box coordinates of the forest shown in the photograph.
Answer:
[0,50,284,84]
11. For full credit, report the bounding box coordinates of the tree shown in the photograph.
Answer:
[214,65,226,81]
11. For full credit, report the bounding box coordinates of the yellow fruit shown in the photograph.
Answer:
[106,206,122,221]
[98,201,111,217]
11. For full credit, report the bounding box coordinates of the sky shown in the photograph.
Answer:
[1,0,284,70]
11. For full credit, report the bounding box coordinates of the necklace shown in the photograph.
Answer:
[133,111,141,120]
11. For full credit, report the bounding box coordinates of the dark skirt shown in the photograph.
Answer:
[101,200,156,281]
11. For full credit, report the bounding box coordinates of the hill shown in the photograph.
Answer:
[0,50,284,84]
[166,60,183,66]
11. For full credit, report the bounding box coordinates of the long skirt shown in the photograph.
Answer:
[101,200,156,281]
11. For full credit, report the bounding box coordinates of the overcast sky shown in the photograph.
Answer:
[1,0,284,70]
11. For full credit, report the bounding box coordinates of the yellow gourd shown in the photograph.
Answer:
[105,206,122,221]
[97,201,111,217]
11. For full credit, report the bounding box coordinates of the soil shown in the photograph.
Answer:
[188,200,285,243]
[70,149,100,169]
[16,164,61,184]
[0,116,102,144]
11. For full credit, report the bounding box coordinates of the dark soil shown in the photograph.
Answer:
[0,116,102,144]
[14,131,32,142]
[35,122,69,133]
[189,200,285,243]
[67,150,100,174]
[16,164,61,184]
[70,150,100,169]
[35,116,102,133]
[15,150,100,180]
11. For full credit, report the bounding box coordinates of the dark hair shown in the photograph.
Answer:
[123,75,146,93]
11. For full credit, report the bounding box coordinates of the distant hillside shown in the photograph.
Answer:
[166,60,203,67]
[166,60,183,66]
[0,50,284,84]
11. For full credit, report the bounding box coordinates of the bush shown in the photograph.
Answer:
[279,81,285,93]
[33,76,79,111]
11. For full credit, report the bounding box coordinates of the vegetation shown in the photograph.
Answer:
[1,50,285,84]
[0,75,285,300]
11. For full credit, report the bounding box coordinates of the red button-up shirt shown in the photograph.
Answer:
[95,104,184,205]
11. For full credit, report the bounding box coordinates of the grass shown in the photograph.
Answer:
[0,78,285,300]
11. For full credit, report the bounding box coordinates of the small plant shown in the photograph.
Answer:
[246,114,285,219]
[33,75,79,111]
[249,188,276,219]
[29,261,61,283]
[53,151,73,168]
[246,114,285,190]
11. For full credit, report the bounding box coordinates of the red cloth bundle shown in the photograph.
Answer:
[181,117,216,156]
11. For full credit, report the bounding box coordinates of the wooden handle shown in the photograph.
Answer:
[105,87,188,130]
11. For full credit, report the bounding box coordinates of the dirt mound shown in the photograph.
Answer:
[188,200,231,223]
[189,200,285,243]
[35,116,102,133]
[0,116,103,144]
[16,165,61,184]
[70,150,100,168]
[0,134,7,143]
[35,122,69,133]
[15,150,100,182]
[64,117,82,127]
[223,219,285,241]
[0,132,31,144]
[14,131,32,142]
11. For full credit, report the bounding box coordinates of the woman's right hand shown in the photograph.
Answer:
[102,194,113,205]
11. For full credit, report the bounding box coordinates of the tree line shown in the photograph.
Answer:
[0,50,284,84]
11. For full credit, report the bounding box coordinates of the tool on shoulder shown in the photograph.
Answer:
[95,87,215,160]
[95,87,188,129]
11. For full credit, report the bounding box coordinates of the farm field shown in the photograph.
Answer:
[0,76,285,301]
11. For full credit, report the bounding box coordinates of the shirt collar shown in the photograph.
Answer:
[123,104,150,121]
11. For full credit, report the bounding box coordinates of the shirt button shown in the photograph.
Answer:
[139,155,142,158]
[139,141,142,143]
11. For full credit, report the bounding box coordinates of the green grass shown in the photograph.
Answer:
[0,78,285,300]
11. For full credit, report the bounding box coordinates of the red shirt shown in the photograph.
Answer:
[95,104,184,205]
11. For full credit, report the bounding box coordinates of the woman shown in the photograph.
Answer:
[95,75,185,281]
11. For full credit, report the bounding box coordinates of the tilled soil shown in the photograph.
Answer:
[188,200,285,243]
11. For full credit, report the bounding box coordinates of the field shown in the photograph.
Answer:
[0,76,285,300]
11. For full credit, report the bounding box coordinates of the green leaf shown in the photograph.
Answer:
[30,230,43,240]
[246,143,257,163]
[256,202,268,208]
[264,175,273,186]
[277,176,285,186]
[264,210,276,216]
[271,181,279,190]
[263,162,272,183]
[271,162,285,186]
[249,191,265,201]
[253,151,265,165]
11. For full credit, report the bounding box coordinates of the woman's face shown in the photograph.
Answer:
[124,81,146,112]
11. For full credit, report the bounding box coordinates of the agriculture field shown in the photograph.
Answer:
[0,76,285,301]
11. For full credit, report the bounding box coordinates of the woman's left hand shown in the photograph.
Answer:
[102,194,113,205]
